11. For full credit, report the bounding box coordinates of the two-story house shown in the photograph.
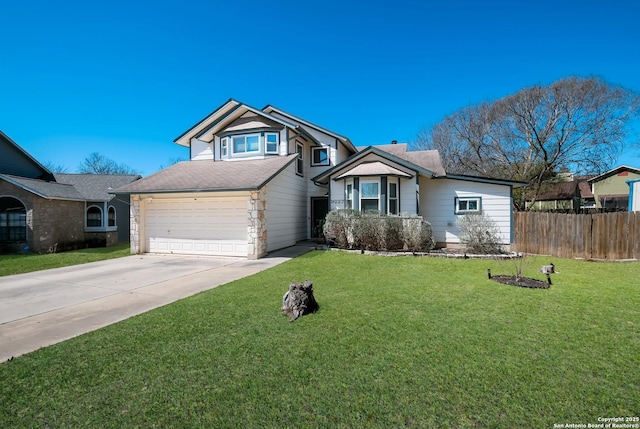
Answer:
[114,99,524,258]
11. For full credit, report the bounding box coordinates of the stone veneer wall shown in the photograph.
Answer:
[247,189,267,259]
[129,195,141,254]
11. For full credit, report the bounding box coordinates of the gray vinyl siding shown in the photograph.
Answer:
[420,177,512,245]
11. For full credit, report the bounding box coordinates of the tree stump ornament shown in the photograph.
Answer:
[281,280,319,322]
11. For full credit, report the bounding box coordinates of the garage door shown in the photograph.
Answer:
[145,197,248,256]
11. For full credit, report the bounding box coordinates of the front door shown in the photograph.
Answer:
[311,197,329,238]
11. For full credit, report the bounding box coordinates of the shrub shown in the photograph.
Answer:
[353,211,385,250]
[323,209,358,248]
[324,210,434,252]
[456,211,504,254]
[384,216,405,251]
[402,217,435,252]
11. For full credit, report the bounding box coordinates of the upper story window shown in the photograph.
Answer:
[296,142,304,176]
[455,197,482,214]
[232,134,260,154]
[266,133,279,153]
[311,147,329,166]
[221,137,229,157]
[219,132,280,159]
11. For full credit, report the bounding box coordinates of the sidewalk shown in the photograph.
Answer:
[0,243,314,362]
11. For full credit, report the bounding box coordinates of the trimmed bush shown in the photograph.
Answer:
[323,210,434,252]
[323,209,357,249]
[353,211,385,250]
[402,216,435,252]
[384,216,405,251]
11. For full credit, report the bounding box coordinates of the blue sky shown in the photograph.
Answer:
[2,0,639,176]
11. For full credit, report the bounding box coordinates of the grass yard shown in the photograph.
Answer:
[1,251,638,427]
[0,243,130,277]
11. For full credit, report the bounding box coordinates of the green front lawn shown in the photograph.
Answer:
[0,243,131,277]
[1,251,638,427]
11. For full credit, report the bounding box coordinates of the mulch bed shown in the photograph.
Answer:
[491,275,550,289]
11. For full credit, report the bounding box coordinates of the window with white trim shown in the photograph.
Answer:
[86,206,103,227]
[266,133,279,153]
[296,142,304,176]
[388,182,398,215]
[360,181,380,212]
[455,197,481,214]
[220,137,229,157]
[311,147,329,166]
[346,184,353,209]
[231,134,260,155]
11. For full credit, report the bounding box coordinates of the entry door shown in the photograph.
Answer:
[311,197,329,238]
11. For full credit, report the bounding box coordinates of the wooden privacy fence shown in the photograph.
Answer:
[513,212,640,260]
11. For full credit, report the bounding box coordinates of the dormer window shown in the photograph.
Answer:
[266,133,279,154]
[221,137,229,157]
[218,132,281,159]
[232,134,260,154]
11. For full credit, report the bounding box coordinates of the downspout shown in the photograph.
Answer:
[415,173,420,216]
[510,187,514,244]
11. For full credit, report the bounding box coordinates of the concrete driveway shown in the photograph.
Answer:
[0,244,313,362]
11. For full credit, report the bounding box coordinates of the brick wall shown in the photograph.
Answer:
[1,180,117,253]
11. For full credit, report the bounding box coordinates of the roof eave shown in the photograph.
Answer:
[442,174,528,187]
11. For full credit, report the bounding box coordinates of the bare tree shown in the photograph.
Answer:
[43,161,70,173]
[78,152,139,175]
[415,77,640,209]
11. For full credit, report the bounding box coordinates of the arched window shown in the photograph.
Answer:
[0,197,27,242]
[86,206,103,227]
[108,206,116,227]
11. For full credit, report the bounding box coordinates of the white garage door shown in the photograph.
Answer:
[145,197,248,256]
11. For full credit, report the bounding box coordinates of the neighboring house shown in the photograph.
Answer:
[114,99,524,259]
[0,130,139,253]
[525,174,595,212]
[588,166,640,210]
[628,179,640,212]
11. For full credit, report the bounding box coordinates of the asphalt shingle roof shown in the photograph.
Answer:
[54,174,140,201]
[113,155,298,194]
[0,174,85,200]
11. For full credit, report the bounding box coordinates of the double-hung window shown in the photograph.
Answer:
[360,181,380,212]
[345,184,353,209]
[296,142,304,176]
[220,137,229,157]
[455,197,481,214]
[266,133,279,153]
[388,182,398,214]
